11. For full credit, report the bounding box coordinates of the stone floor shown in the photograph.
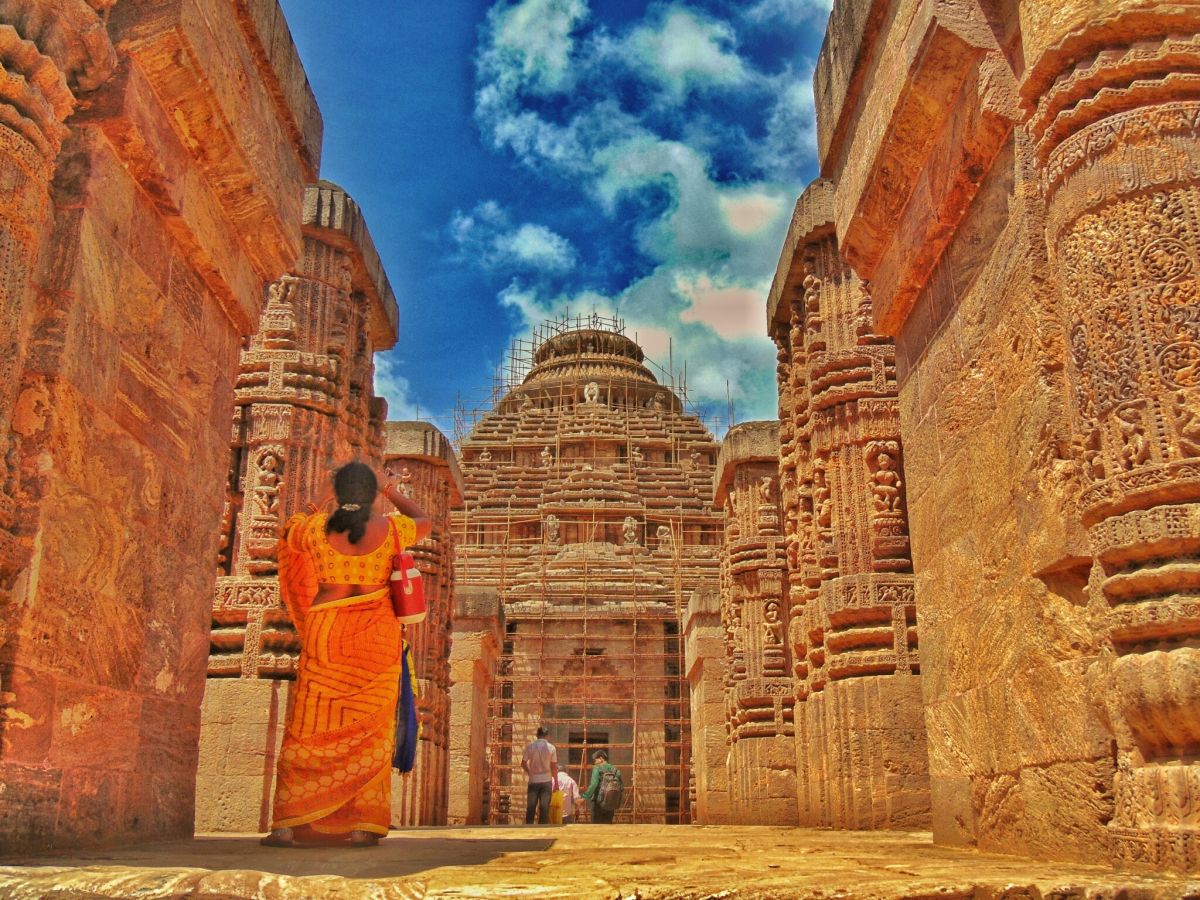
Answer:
[1,826,1198,899]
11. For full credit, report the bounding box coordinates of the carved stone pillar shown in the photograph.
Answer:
[767,179,929,829]
[383,421,463,827]
[715,421,797,825]
[0,2,108,601]
[1025,5,1200,872]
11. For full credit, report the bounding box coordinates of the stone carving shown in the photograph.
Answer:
[656,524,674,551]
[865,442,902,517]
[763,179,925,830]
[715,424,796,822]
[1030,23,1200,870]
[541,445,553,468]
[544,514,560,544]
[623,516,639,546]
[583,381,600,404]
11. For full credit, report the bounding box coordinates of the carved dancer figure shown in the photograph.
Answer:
[1116,404,1150,471]
[867,445,903,515]
[255,451,282,515]
[264,462,431,848]
[544,514,560,544]
[541,446,554,468]
[758,476,772,503]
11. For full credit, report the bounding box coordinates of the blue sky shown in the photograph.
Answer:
[278,0,831,438]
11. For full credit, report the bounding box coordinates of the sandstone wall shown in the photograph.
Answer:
[447,586,502,825]
[684,586,731,823]
[810,0,1200,872]
[0,0,319,852]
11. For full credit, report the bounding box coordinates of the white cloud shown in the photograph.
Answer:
[451,201,578,274]
[487,0,589,94]
[373,356,422,420]
[676,274,769,339]
[616,7,749,103]
[745,0,834,26]
[468,0,819,427]
[758,70,819,179]
[498,224,578,271]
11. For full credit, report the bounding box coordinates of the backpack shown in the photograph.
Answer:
[597,767,623,812]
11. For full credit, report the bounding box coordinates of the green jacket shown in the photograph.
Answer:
[582,762,619,801]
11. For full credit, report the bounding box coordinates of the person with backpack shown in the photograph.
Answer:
[581,749,623,823]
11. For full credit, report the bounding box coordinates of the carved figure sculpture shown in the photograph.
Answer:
[656,524,674,551]
[1116,404,1150,471]
[623,516,639,546]
[1173,392,1200,457]
[541,446,553,468]
[544,514,560,544]
[584,382,600,404]
[866,442,903,516]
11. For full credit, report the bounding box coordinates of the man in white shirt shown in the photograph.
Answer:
[555,769,581,824]
[521,725,558,824]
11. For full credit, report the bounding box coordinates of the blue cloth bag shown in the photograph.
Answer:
[392,643,418,773]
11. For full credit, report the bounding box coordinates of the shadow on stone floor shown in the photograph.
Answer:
[0,832,559,880]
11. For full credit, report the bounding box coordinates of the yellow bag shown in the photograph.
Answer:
[548,789,564,825]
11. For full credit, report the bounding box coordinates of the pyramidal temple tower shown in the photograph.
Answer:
[451,316,722,823]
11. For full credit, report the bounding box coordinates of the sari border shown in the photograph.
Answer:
[308,586,390,614]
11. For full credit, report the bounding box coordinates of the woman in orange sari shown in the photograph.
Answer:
[262,461,431,848]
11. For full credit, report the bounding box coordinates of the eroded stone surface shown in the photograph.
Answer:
[0,826,1196,899]
[0,0,316,853]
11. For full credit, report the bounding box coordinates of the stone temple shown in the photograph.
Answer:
[450,316,722,824]
[2,0,1200,893]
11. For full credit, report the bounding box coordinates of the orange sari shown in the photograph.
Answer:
[271,512,416,836]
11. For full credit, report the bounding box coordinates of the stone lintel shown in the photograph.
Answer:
[820,0,1018,337]
[383,420,464,504]
[76,60,264,333]
[108,0,316,292]
[230,0,323,176]
[766,180,835,336]
[302,182,399,349]
[814,0,890,172]
[714,420,780,505]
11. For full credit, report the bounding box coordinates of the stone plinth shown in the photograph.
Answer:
[0,0,318,853]
[447,586,503,825]
[684,586,731,823]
